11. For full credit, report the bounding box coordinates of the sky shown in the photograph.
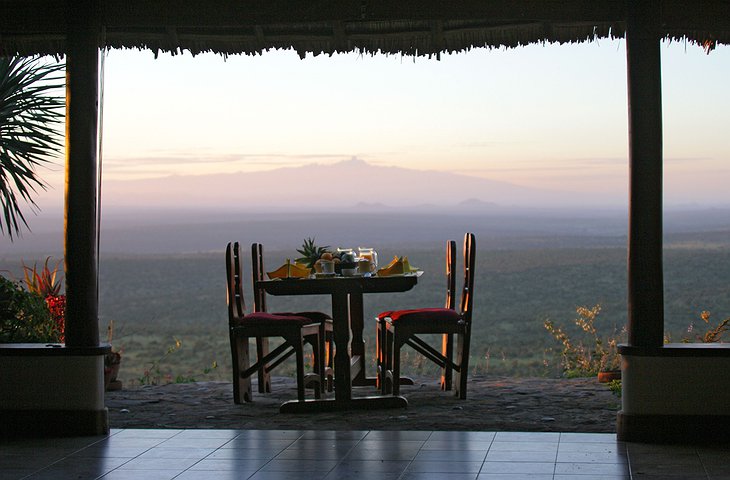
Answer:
[30,38,730,214]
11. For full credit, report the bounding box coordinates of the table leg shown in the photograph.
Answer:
[331,291,352,404]
[348,291,372,386]
[280,290,407,412]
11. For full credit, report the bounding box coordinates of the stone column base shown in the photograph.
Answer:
[618,343,730,443]
[0,409,108,438]
[618,412,730,443]
[0,344,111,437]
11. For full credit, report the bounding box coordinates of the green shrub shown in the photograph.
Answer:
[608,379,622,397]
[0,275,60,343]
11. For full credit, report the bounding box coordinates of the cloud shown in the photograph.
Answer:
[664,157,714,164]
[458,140,528,148]
[456,162,626,175]
[102,152,361,171]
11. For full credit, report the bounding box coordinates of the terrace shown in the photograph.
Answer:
[6,429,730,480]
[2,0,730,454]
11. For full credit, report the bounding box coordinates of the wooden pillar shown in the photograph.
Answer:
[626,0,664,347]
[64,1,100,347]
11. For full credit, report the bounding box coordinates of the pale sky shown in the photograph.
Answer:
[33,38,730,212]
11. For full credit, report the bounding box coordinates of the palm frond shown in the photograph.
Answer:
[0,55,65,240]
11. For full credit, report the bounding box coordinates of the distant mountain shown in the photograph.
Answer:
[100,157,576,211]
[458,198,501,210]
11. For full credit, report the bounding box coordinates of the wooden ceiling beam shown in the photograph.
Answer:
[99,0,627,26]
[4,0,730,32]
[661,0,730,31]
[2,0,626,33]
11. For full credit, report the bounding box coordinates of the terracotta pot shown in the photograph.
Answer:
[597,370,621,383]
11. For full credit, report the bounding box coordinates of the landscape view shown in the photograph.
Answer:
[3,160,730,385]
[2,40,729,387]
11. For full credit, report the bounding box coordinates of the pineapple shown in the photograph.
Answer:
[296,237,331,270]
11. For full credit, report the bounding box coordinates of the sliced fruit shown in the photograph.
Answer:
[267,259,311,279]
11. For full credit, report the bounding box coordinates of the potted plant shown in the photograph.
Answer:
[596,323,622,383]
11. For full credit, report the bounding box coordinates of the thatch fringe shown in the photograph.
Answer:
[0,21,727,58]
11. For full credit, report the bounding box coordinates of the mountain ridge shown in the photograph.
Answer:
[100,157,585,210]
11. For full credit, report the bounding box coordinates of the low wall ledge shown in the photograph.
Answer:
[0,343,111,356]
[619,343,730,357]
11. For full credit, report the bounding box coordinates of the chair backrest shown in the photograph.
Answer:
[225,242,247,325]
[251,242,267,312]
[445,240,457,310]
[459,233,476,323]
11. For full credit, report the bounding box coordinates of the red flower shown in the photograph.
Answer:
[45,294,66,343]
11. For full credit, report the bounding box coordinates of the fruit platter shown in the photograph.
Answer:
[296,238,358,276]
[266,238,419,279]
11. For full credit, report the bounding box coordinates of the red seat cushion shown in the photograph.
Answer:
[235,312,314,327]
[377,308,461,324]
[275,311,332,323]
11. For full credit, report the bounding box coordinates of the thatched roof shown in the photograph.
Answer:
[2,0,729,58]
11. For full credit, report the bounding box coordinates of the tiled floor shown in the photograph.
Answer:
[2,429,730,480]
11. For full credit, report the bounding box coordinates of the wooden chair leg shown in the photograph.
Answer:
[256,336,271,393]
[392,330,402,396]
[233,335,253,403]
[454,329,471,400]
[308,327,325,398]
[383,324,394,394]
[326,328,334,392]
[293,336,306,401]
[376,319,385,392]
[441,333,453,391]
[301,331,323,399]
[317,323,326,394]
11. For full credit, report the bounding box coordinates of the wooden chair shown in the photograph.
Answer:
[377,232,476,399]
[226,242,324,404]
[251,242,334,393]
[376,239,457,391]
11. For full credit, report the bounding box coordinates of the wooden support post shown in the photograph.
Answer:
[625,0,664,348]
[64,0,100,347]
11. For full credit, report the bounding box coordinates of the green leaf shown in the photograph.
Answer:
[0,56,65,240]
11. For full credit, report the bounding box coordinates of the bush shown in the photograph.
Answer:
[0,276,61,343]
[544,304,624,377]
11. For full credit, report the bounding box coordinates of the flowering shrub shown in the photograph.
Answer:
[23,257,62,297]
[21,258,66,341]
[547,306,729,380]
[665,310,730,344]
[698,311,729,342]
[0,276,60,343]
[45,294,66,342]
[0,257,66,343]
[544,305,624,377]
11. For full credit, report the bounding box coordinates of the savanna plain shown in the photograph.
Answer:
[2,209,730,386]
